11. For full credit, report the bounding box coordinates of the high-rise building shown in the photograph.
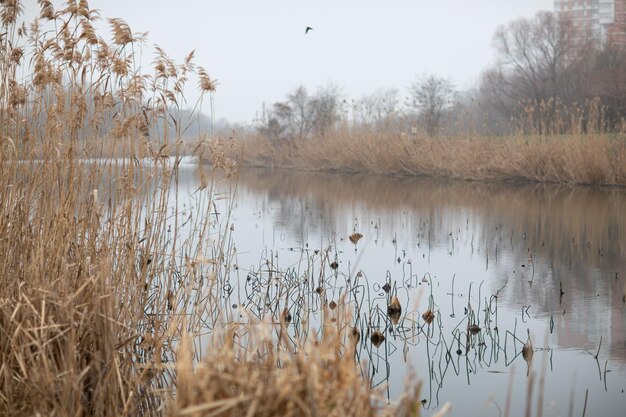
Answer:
[554,0,626,47]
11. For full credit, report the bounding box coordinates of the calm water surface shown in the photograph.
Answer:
[173,158,626,417]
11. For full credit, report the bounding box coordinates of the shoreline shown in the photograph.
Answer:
[205,132,626,188]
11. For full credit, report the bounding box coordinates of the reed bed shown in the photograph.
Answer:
[228,128,626,186]
[172,314,425,417]
[0,2,426,416]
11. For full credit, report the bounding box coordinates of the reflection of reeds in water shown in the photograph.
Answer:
[235,168,625,283]
[228,235,555,408]
[233,170,625,363]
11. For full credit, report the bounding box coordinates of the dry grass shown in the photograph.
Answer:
[229,127,626,186]
[0,2,426,416]
[171,314,424,417]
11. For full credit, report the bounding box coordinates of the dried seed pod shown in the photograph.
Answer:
[350,327,361,345]
[330,261,339,270]
[387,296,402,319]
[522,329,533,364]
[349,232,363,244]
[329,300,337,310]
[468,324,481,334]
[281,308,292,325]
[389,312,401,325]
[388,299,402,325]
[422,309,435,324]
[371,330,385,347]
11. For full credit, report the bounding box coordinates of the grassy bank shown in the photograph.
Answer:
[225,129,626,186]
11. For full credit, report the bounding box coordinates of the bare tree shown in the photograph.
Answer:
[256,102,293,142]
[309,84,342,137]
[492,12,569,100]
[409,75,455,137]
[482,11,590,129]
[287,86,314,139]
[590,43,626,127]
[258,85,343,141]
[258,102,290,142]
[353,88,401,131]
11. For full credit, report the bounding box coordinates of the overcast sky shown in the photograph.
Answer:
[25,1,554,122]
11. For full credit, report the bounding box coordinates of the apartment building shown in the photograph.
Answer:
[554,0,626,46]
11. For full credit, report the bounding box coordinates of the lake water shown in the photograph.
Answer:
[169,157,626,417]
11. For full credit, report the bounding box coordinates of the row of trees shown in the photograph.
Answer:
[257,85,342,142]
[256,11,626,140]
[257,76,456,142]
[481,11,626,133]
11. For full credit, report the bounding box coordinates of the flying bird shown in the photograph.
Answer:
[305,26,314,35]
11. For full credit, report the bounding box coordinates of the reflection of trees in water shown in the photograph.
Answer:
[236,168,625,265]
[479,187,626,361]
[236,170,346,244]
[235,168,626,363]
[82,161,624,413]
[115,163,624,414]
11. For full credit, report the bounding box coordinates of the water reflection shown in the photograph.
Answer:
[218,167,626,417]
[132,158,626,416]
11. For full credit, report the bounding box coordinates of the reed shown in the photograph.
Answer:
[0,2,425,416]
[171,313,424,417]
[228,128,626,186]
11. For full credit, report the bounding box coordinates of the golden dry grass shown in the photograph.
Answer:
[171,316,425,417]
[0,2,426,416]
[228,128,626,186]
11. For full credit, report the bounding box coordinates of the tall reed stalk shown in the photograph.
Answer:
[0,2,424,416]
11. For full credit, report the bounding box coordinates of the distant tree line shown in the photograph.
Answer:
[255,11,626,140]
[257,85,342,142]
[479,11,626,134]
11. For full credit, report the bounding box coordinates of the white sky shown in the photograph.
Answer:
[23,1,554,122]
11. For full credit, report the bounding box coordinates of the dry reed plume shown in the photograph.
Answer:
[0,2,426,416]
[228,101,626,186]
[172,312,425,417]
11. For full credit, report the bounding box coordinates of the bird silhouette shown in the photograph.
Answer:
[305,26,313,35]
